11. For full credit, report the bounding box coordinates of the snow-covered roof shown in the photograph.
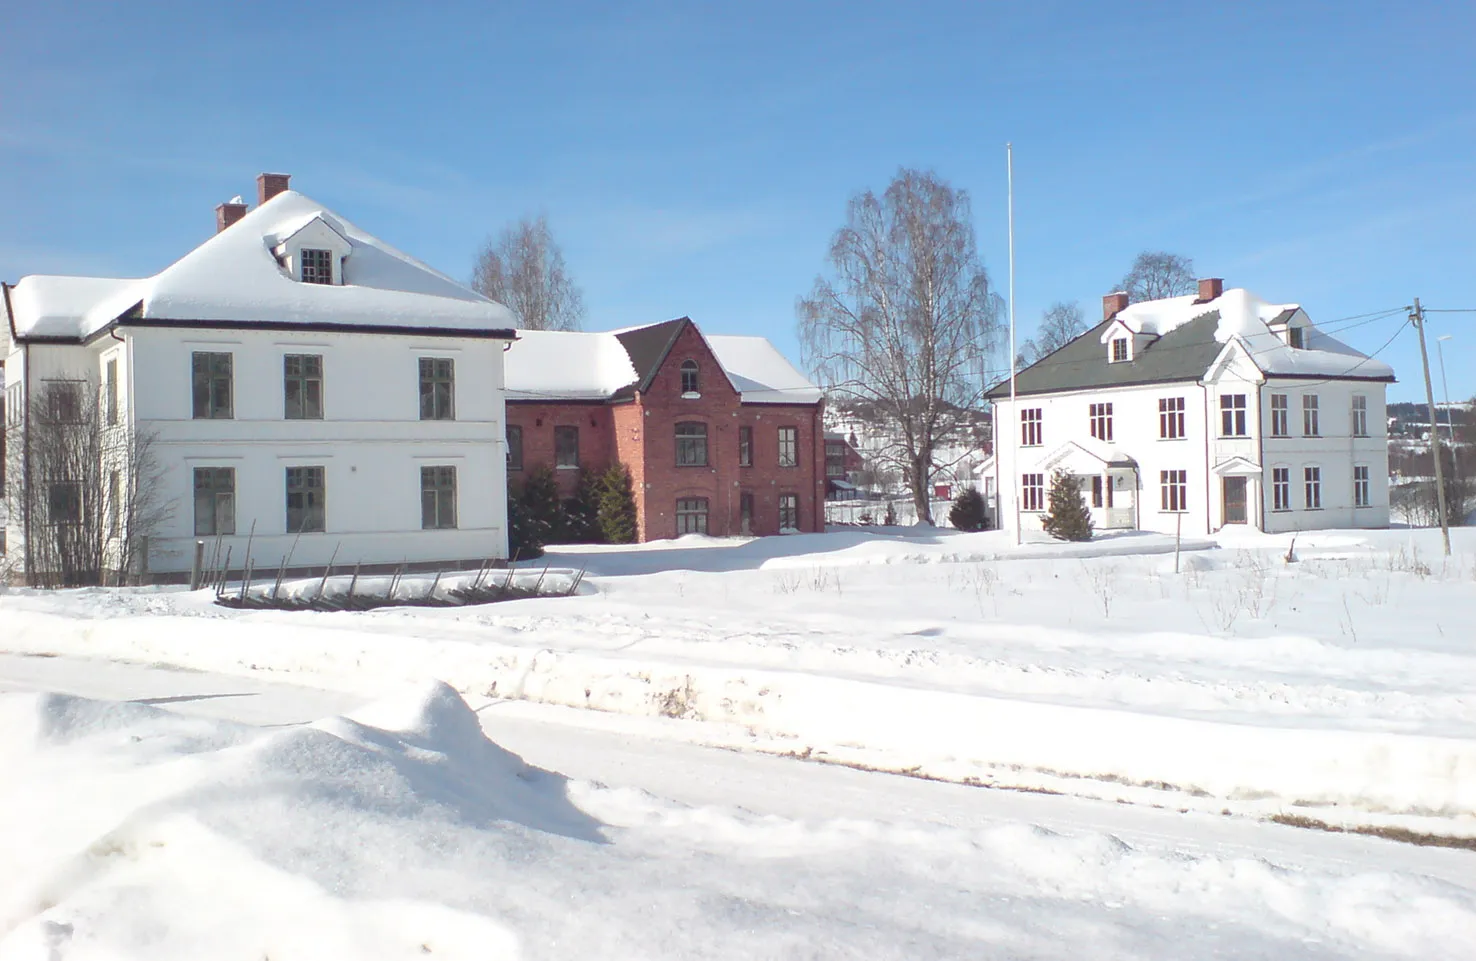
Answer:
[7,190,515,341]
[502,320,821,406]
[706,335,824,405]
[503,330,641,401]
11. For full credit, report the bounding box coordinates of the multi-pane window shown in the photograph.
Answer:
[105,358,119,426]
[300,248,333,284]
[1159,397,1185,439]
[194,467,236,536]
[825,442,845,477]
[1288,327,1305,349]
[1021,473,1044,512]
[1220,394,1247,437]
[1351,395,1368,437]
[676,422,709,466]
[46,382,85,424]
[284,354,324,419]
[421,466,457,530]
[739,426,753,467]
[1089,402,1113,441]
[555,426,580,468]
[286,466,326,533]
[1160,470,1188,512]
[1111,338,1129,363]
[779,493,799,530]
[1272,467,1291,511]
[1021,408,1043,447]
[676,497,709,535]
[419,358,455,420]
[778,426,798,467]
[1270,394,1289,437]
[1354,465,1371,508]
[1302,394,1320,436]
[1304,466,1322,509]
[48,481,82,525]
[680,360,699,394]
[506,425,523,471]
[107,470,120,539]
[192,352,233,419]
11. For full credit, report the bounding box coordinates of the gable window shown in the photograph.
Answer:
[1287,326,1305,349]
[192,352,233,420]
[555,425,580,468]
[1021,473,1044,512]
[1304,466,1322,509]
[1302,394,1320,436]
[48,481,82,525]
[778,426,798,468]
[421,466,458,530]
[1111,338,1129,363]
[1270,393,1289,437]
[1354,465,1371,508]
[105,358,119,426]
[1160,469,1188,512]
[676,422,709,466]
[419,357,454,420]
[1159,397,1185,439]
[739,426,753,467]
[1272,467,1291,511]
[286,466,326,533]
[300,248,333,285]
[1351,394,1368,437]
[194,467,236,536]
[284,354,324,419]
[676,497,709,535]
[779,493,799,530]
[1020,408,1043,447]
[506,425,523,471]
[1219,394,1248,437]
[680,360,699,394]
[1089,402,1113,441]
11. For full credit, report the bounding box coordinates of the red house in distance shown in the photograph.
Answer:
[503,317,826,541]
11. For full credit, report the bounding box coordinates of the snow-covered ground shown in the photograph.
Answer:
[2,526,1475,836]
[2,655,1474,959]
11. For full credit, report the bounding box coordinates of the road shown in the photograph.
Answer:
[1,649,1471,888]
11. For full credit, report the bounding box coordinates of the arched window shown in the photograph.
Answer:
[675,422,708,466]
[680,360,699,394]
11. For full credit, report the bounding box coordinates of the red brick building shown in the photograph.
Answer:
[504,317,826,541]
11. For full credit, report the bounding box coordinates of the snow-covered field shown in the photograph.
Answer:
[3,526,1476,957]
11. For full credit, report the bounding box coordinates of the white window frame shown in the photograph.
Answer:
[1021,473,1044,512]
[1021,408,1043,447]
[1271,466,1291,511]
[1089,402,1113,441]
[1219,393,1248,437]
[1303,465,1322,510]
[1269,393,1289,437]
[1160,469,1188,513]
[1351,394,1368,437]
[1302,394,1320,437]
[1159,396,1185,440]
[1353,465,1371,508]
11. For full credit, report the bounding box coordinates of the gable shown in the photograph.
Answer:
[988,314,1224,398]
[612,318,690,400]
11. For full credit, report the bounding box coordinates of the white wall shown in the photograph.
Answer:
[1260,379,1390,533]
[126,326,509,574]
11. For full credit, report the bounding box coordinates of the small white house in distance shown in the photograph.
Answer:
[2,173,516,583]
[987,279,1395,537]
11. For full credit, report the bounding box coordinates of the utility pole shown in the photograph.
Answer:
[1007,142,1020,546]
[1411,298,1451,556]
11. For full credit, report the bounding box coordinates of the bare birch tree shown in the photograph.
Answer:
[1115,251,1197,303]
[798,169,1003,524]
[1017,300,1087,367]
[471,214,586,331]
[12,381,171,586]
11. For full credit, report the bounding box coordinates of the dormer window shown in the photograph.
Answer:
[1111,337,1129,363]
[1287,327,1304,349]
[301,248,333,284]
[680,359,699,395]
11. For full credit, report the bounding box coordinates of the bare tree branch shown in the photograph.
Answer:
[1115,251,1197,304]
[798,169,1002,524]
[1017,300,1087,367]
[471,214,586,331]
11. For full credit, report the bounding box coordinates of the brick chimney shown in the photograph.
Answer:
[1103,291,1130,321]
[1197,277,1224,302]
[215,198,247,233]
[257,172,291,206]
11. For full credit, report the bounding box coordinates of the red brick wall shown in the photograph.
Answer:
[505,401,615,497]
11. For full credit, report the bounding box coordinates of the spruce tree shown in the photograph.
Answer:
[506,484,544,559]
[518,465,562,546]
[596,462,638,544]
[1041,469,1094,542]
[948,487,988,532]
[560,468,603,544]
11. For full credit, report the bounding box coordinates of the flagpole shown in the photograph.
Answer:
[1007,143,1020,545]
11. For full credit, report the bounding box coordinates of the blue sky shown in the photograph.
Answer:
[4,1,1474,403]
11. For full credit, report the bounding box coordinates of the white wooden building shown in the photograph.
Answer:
[988,280,1394,537]
[2,174,516,582]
